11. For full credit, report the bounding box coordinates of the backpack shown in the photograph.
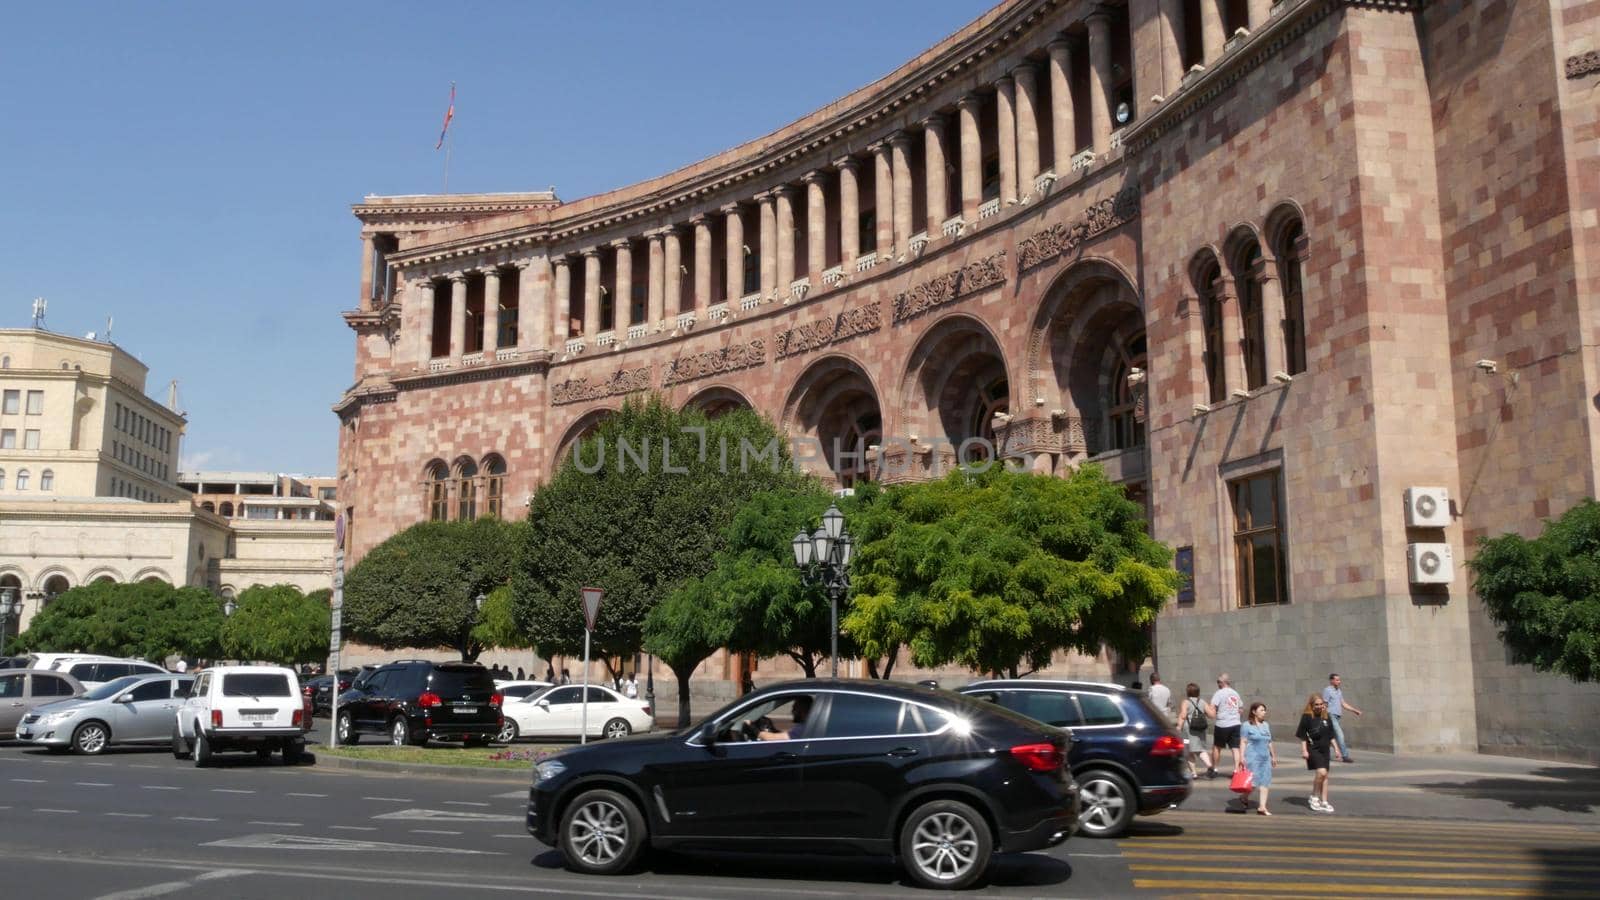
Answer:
[1186,698,1208,733]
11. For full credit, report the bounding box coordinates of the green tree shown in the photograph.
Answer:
[515,396,807,685]
[470,584,533,653]
[219,584,330,665]
[843,465,1181,678]
[344,517,518,661]
[642,577,736,727]
[10,580,224,661]
[1469,498,1600,683]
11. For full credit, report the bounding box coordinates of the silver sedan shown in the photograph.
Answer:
[19,673,194,755]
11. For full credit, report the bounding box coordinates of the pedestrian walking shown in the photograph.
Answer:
[516,666,525,681]
[174,659,188,674]
[1208,673,1244,778]
[1178,683,1212,779]
[544,663,556,683]
[1240,702,1278,815]
[1321,673,1363,762]
[560,668,572,685]
[1297,693,1336,812]
[623,675,638,699]
[1148,673,1172,719]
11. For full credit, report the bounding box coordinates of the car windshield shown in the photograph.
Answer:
[83,675,144,701]
[222,673,293,697]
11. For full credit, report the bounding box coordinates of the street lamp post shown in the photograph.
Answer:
[792,504,853,678]
[223,597,237,618]
[0,588,19,655]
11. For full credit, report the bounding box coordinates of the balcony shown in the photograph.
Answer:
[427,358,450,372]
[1070,149,1096,172]
[494,348,520,362]
[788,278,811,303]
[675,312,696,332]
[707,302,731,323]
[978,198,1001,220]
[626,324,649,341]
[941,216,965,239]
[822,266,845,288]
[739,292,762,311]
[908,231,930,258]
[462,352,486,367]
[564,338,586,356]
[596,330,617,348]
[854,253,880,274]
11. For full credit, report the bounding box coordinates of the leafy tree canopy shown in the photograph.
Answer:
[344,517,519,661]
[470,584,531,653]
[10,580,224,661]
[1470,498,1600,683]
[219,584,330,665]
[843,465,1180,678]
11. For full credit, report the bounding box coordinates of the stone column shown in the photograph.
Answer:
[411,278,435,365]
[481,268,501,353]
[1087,11,1114,156]
[1012,65,1040,198]
[1248,0,1271,31]
[957,96,981,220]
[922,115,948,234]
[836,157,860,265]
[1047,40,1076,168]
[996,76,1018,205]
[722,203,744,301]
[582,248,602,338]
[1200,0,1224,64]
[612,240,633,325]
[664,227,683,316]
[448,273,468,363]
[890,132,914,255]
[1159,0,1186,89]
[775,186,796,290]
[804,171,827,280]
[517,258,545,349]
[871,141,894,257]
[1216,274,1247,393]
[647,230,666,327]
[692,215,712,311]
[359,234,376,307]
[552,256,572,343]
[758,192,777,298]
[1253,255,1287,379]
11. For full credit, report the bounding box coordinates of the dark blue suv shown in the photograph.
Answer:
[958,680,1190,838]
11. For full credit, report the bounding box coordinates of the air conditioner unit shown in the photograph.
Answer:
[1407,543,1454,585]
[832,487,856,498]
[1403,486,1450,528]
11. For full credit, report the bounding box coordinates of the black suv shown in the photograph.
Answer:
[958,680,1190,838]
[335,660,502,747]
[527,679,1078,890]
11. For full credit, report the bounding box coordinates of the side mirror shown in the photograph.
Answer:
[115,694,134,704]
[693,721,719,747]
[536,699,550,709]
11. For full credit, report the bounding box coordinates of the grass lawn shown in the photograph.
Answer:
[318,744,560,770]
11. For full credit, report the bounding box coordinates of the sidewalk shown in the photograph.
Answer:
[1183,741,1600,826]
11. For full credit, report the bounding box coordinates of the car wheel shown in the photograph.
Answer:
[559,788,646,875]
[336,711,358,746]
[171,724,190,760]
[72,721,110,756]
[899,799,993,890]
[256,747,274,762]
[603,718,631,740]
[497,719,519,744]
[1076,770,1136,838]
[390,717,411,747]
[193,728,213,768]
[282,742,304,765]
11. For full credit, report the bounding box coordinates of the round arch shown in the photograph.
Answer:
[554,407,618,465]
[897,312,1011,459]
[681,385,754,419]
[782,354,884,486]
[84,567,125,585]
[32,566,72,593]
[1025,257,1145,417]
[132,568,173,585]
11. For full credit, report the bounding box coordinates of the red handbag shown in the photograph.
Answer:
[1229,768,1255,794]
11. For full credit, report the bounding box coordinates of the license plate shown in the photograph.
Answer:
[17,729,31,739]
[242,713,274,722]
[451,707,479,715]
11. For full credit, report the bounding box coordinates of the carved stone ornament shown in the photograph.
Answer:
[774,304,882,359]
[662,340,766,386]
[551,366,653,406]
[891,251,1008,324]
[994,414,1088,456]
[1016,187,1141,272]
[1568,50,1600,79]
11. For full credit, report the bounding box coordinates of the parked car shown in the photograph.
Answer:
[957,680,1190,838]
[304,669,358,717]
[173,665,311,765]
[0,656,32,669]
[526,679,1077,890]
[500,684,651,743]
[25,652,107,672]
[0,669,85,739]
[19,673,194,754]
[47,657,168,689]
[494,679,553,702]
[335,660,501,747]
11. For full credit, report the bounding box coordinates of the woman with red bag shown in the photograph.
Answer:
[1239,702,1278,815]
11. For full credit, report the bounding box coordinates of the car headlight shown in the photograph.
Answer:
[534,760,566,783]
[37,712,74,726]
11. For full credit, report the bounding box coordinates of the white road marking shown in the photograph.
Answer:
[86,761,114,767]
[493,834,525,839]
[286,792,327,798]
[142,786,180,791]
[130,764,160,769]
[411,829,462,835]
[204,833,498,854]
[76,782,113,787]
[444,800,490,807]
[328,826,377,832]
[373,807,521,823]
[491,790,525,798]
[249,821,302,827]
[92,868,250,900]
[37,808,78,813]
[173,816,218,822]
[362,796,412,802]
[212,788,255,794]
[11,778,46,783]
[106,812,152,818]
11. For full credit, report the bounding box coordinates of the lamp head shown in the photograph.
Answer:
[822,504,844,540]
[791,530,813,567]
[223,599,237,618]
[812,527,830,565]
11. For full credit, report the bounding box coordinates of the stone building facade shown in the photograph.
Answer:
[335,0,1600,761]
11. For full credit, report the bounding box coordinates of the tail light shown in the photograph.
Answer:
[302,685,313,697]
[418,692,442,708]
[1150,734,1185,758]
[642,705,650,716]
[1010,742,1066,773]
[489,693,503,707]
[292,708,304,727]
[338,679,350,691]
[211,709,223,728]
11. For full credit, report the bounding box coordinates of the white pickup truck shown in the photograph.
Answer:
[172,665,311,766]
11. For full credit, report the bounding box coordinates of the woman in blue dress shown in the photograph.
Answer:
[1240,702,1279,815]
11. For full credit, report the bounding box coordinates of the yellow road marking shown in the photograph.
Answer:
[1128,862,1597,884]
[1121,851,1600,872]
[1152,813,1599,839]
[1132,878,1593,897]
[1123,841,1596,859]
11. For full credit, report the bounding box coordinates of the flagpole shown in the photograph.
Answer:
[443,130,451,194]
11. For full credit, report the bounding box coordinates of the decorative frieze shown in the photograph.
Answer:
[775,304,882,359]
[891,251,1008,324]
[1568,51,1600,79]
[662,340,766,386]
[994,413,1088,456]
[1017,187,1140,272]
[551,366,653,405]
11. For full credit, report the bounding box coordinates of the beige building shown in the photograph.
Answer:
[178,471,337,522]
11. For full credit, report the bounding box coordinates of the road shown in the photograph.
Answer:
[1,737,1596,899]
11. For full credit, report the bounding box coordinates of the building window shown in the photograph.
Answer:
[25,390,43,415]
[0,430,13,449]
[1238,244,1266,390]
[1197,260,1225,403]
[39,469,53,491]
[964,377,1009,464]
[15,469,29,491]
[23,429,39,450]
[1108,333,1148,451]
[484,456,506,520]
[1278,221,1307,376]
[0,468,6,490]
[0,355,8,368]
[1,390,17,415]
[426,462,449,521]
[1231,471,1287,607]
[456,459,479,521]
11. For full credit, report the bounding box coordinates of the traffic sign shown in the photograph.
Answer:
[581,586,604,632]
[335,515,346,550]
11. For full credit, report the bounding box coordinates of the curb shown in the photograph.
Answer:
[305,751,532,783]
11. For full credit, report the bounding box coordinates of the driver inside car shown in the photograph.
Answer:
[743,695,813,741]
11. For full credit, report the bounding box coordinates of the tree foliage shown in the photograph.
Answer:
[642,578,736,727]
[843,465,1181,678]
[1469,498,1600,683]
[515,396,807,678]
[344,518,518,661]
[470,584,532,653]
[219,584,330,665]
[10,580,224,661]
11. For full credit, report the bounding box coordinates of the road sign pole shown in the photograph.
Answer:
[580,627,591,746]
[329,518,346,750]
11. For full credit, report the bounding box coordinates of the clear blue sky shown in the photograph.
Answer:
[0,2,985,475]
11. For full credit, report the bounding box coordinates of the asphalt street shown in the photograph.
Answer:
[1,733,1597,899]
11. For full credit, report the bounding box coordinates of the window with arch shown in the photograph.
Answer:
[483,456,506,520]
[220,501,234,517]
[0,468,5,490]
[964,377,1010,463]
[39,469,53,492]
[1108,333,1148,451]
[1277,221,1307,376]
[15,469,29,491]
[0,355,8,368]
[1236,243,1267,390]
[1197,258,1225,403]
[42,574,69,603]
[201,501,215,513]
[426,462,450,521]
[456,459,479,520]
[838,412,882,488]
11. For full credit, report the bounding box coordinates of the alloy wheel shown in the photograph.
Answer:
[604,718,630,739]
[497,720,518,743]
[1078,776,1129,835]
[566,799,629,867]
[910,811,980,883]
[75,723,108,755]
[391,719,409,746]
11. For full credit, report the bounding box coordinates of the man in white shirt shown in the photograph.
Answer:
[1148,673,1172,719]
[623,675,638,700]
[1207,673,1244,778]
[174,659,188,674]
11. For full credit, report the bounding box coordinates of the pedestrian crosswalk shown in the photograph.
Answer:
[1117,810,1600,896]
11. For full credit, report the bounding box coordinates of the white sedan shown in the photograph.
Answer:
[496,684,653,742]
[494,680,552,703]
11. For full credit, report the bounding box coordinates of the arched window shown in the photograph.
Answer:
[1277,221,1307,376]
[1197,258,1225,403]
[15,469,29,491]
[0,468,6,490]
[43,574,69,603]
[1,355,8,369]
[39,469,53,492]
[220,501,234,517]
[426,461,450,521]
[839,412,881,488]
[201,501,215,513]
[483,456,506,520]
[1108,333,1148,451]
[964,377,1009,463]
[1235,243,1267,390]
[455,459,479,521]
